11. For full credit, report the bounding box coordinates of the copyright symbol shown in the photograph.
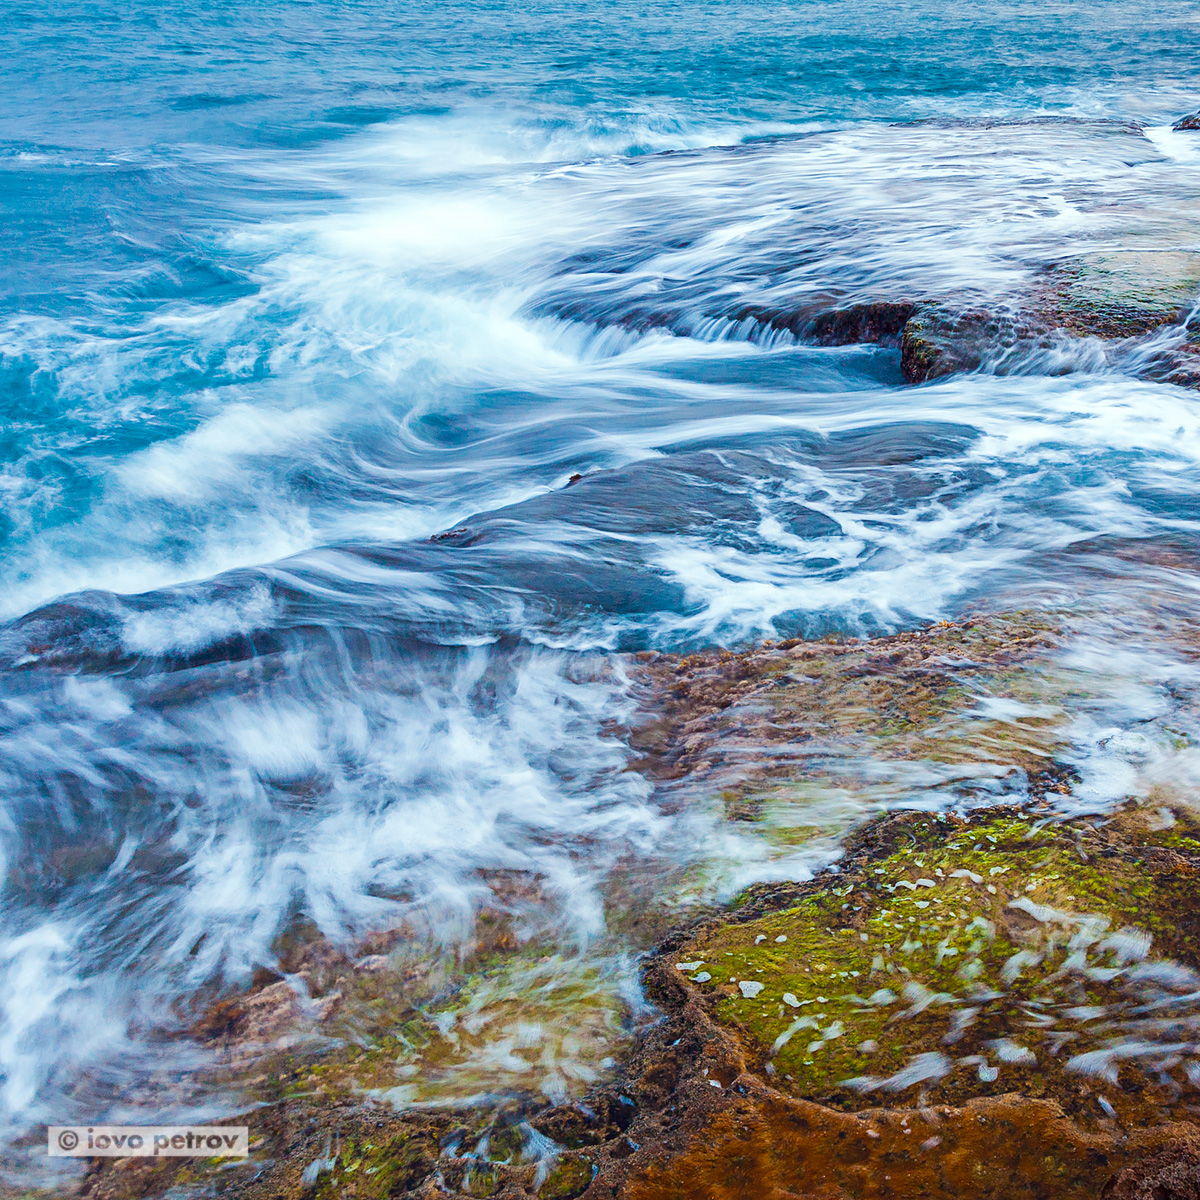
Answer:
[57,1131,79,1151]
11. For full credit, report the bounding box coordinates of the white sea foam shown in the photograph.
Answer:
[4,116,1198,623]
[4,107,1200,1169]
[0,644,683,1143]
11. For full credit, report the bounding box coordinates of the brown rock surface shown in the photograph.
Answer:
[59,613,1200,1200]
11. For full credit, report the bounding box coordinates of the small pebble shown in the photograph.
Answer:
[353,955,391,973]
[774,935,787,943]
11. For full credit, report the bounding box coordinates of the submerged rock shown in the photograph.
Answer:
[1173,110,1200,131]
[73,614,1200,1200]
[628,611,1075,823]
[1039,250,1200,339]
[898,304,1055,382]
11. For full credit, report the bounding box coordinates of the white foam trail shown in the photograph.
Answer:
[6,110,1200,1164]
[0,643,676,1141]
[3,118,1194,617]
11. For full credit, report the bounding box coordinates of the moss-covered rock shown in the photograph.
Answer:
[538,1152,596,1199]
[672,805,1200,1128]
[310,1129,440,1199]
[1043,250,1200,339]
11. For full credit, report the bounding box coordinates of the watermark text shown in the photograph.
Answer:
[48,1126,249,1157]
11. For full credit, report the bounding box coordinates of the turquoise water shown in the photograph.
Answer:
[2,0,1200,1179]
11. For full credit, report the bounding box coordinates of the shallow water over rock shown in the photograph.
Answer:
[5,1,1200,1193]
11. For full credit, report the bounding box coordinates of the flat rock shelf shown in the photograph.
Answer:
[73,611,1200,1200]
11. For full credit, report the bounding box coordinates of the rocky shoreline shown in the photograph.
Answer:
[42,607,1200,1200]
[65,803,1200,1200]
[14,114,1200,1200]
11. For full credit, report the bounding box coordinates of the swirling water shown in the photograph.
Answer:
[3,0,1200,1180]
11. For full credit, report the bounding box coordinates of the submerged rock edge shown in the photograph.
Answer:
[62,612,1200,1200]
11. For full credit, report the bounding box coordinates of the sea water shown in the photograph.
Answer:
[2,0,1200,1182]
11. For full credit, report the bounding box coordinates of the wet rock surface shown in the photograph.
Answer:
[897,303,1070,382]
[1037,250,1200,340]
[59,613,1200,1200]
[80,811,1200,1200]
[1103,1139,1200,1199]
[627,612,1076,819]
[785,123,1200,388]
[892,248,1200,387]
[662,804,1200,1121]
[609,801,1200,1200]
[730,301,918,347]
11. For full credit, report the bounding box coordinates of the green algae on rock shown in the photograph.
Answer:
[73,1093,627,1200]
[537,1151,597,1199]
[1041,250,1200,339]
[671,805,1200,1127]
[70,604,1200,1200]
